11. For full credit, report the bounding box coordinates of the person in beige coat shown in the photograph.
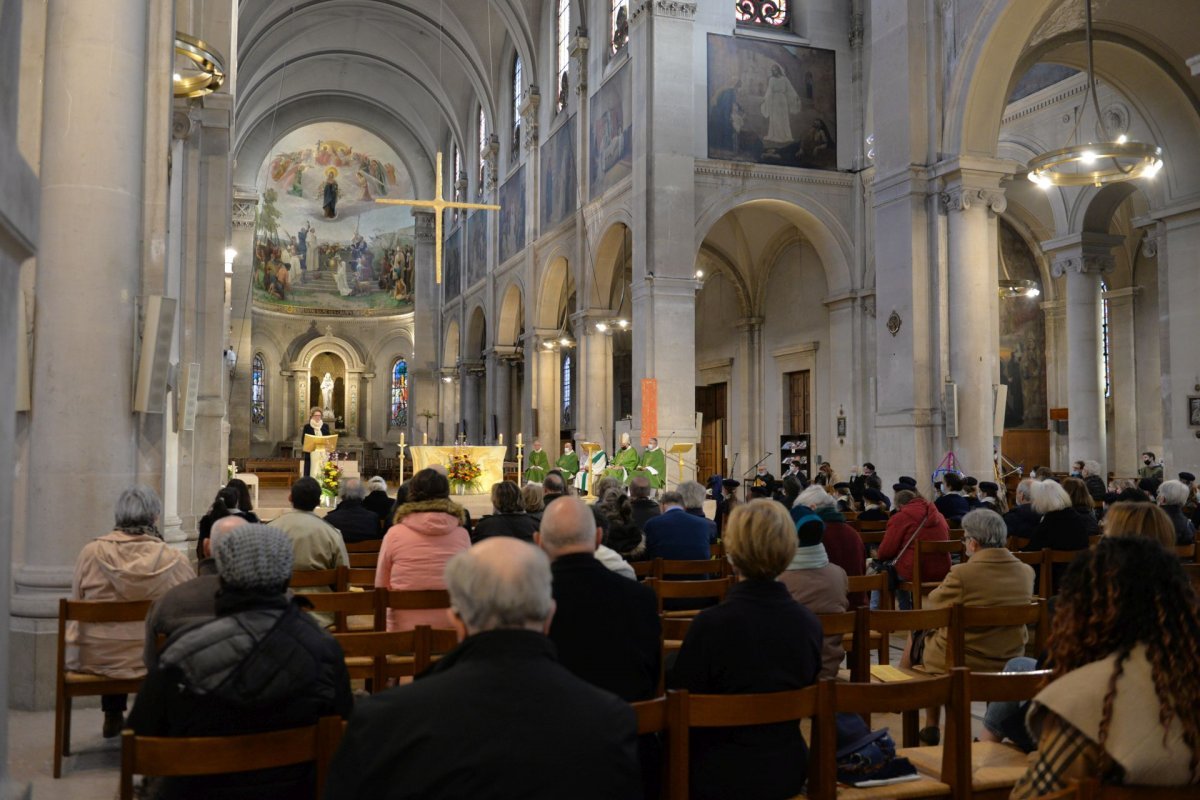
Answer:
[900,508,1035,744]
[68,486,194,737]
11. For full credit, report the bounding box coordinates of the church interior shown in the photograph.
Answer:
[3,0,1200,796]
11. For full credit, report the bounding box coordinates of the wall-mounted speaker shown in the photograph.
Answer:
[179,362,200,431]
[944,381,959,439]
[992,384,1008,438]
[133,295,177,413]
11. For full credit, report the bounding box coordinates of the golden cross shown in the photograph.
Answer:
[374,151,501,283]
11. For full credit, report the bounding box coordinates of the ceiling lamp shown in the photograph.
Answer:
[595,317,629,335]
[998,279,1041,299]
[1025,0,1163,189]
[174,32,226,98]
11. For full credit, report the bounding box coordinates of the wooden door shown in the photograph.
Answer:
[696,383,728,481]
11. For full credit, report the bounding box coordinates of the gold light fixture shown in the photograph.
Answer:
[998,279,1041,299]
[174,32,226,98]
[1026,0,1163,189]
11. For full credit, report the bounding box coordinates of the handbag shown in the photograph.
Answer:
[866,508,932,592]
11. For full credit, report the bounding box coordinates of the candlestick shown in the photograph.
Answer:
[517,432,523,446]
[400,433,405,450]
[498,433,504,445]
[423,431,428,445]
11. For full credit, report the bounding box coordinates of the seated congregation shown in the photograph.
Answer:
[60,460,1200,799]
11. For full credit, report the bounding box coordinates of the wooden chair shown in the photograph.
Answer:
[899,539,965,609]
[862,606,955,744]
[632,560,656,580]
[818,610,869,682]
[303,589,383,633]
[334,625,459,688]
[667,685,824,800]
[1043,549,1087,597]
[1183,562,1200,592]
[948,601,1048,668]
[858,519,889,533]
[345,567,377,589]
[644,577,734,617]
[1011,550,1048,600]
[1070,778,1200,798]
[709,542,724,559]
[817,675,959,799]
[1175,543,1197,562]
[384,588,451,613]
[119,715,344,800]
[632,695,671,797]
[908,666,1050,800]
[289,567,346,591]
[859,531,886,547]
[847,572,893,610]
[660,616,693,654]
[348,552,379,568]
[345,540,383,553]
[55,598,153,778]
[657,558,733,580]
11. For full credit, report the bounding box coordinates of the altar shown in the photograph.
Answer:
[409,446,507,495]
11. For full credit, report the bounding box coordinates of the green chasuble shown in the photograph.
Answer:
[556,451,580,481]
[633,446,667,489]
[525,449,550,483]
[604,445,640,484]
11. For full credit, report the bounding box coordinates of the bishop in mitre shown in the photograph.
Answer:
[524,439,550,483]
[632,437,666,490]
[555,442,579,484]
[605,433,640,485]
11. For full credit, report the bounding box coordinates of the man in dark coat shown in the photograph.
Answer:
[628,476,662,530]
[324,477,384,543]
[1003,479,1040,544]
[362,476,394,530]
[644,491,717,561]
[324,537,642,800]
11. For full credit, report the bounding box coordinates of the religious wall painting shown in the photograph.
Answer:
[252,122,416,316]
[706,34,837,170]
[444,227,463,302]
[540,115,578,231]
[998,220,1048,430]
[499,164,526,264]
[467,211,488,288]
[589,63,633,200]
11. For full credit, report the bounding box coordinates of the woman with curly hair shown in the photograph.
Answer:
[598,489,647,561]
[1010,536,1200,798]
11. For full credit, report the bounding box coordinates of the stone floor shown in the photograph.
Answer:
[9,702,122,799]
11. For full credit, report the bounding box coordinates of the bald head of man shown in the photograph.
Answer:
[444,537,555,637]
[205,514,249,559]
[535,496,602,560]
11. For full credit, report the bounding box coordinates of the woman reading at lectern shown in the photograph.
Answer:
[303,407,331,477]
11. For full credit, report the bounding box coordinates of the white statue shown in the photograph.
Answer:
[320,371,335,411]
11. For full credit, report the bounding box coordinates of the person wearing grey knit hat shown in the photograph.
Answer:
[214,523,295,593]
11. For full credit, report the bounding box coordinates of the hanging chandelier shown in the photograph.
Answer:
[1026,0,1163,189]
[998,279,1040,299]
[173,32,226,98]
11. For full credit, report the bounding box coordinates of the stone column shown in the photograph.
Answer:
[0,0,40,772]
[532,328,562,447]
[940,178,1006,479]
[460,362,484,443]
[1045,234,1121,476]
[13,0,151,710]
[825,295,860,468]
[1155,211,1200,473]
[1041,299,1068,470]
[490,349,513,445]
[1104,286,1138,474]
[227,186,258,459]
[412,211,439,444]
[735,316,764,470]
[574,315,613,450]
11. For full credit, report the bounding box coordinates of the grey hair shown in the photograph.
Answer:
[678,480,706,510]
[659,491,684,508]
[114,486,162,531]
[797,485,835,511]
[444,541,554,632]
[366,475,388,492]
[1158,479,1190,507]
[962,508,1007,548]
[338,476,367,501]
[537,496,598,554]
[1015,478,1035,504]
[1030,480,1071,515]
[1082,460,1101,477]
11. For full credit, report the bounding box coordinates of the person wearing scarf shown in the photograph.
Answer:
[778,512,849,679]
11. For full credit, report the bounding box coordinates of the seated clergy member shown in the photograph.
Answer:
[128,524,352,800]
[632,437,667,490]
[69,486,194,738]
[643,490,717,561]
[628,475,662,530]
[537,497,660,701]
[325,537,642,800]
[524,439,550,483]
[605,433,640,484]
[143,515,245,670]
[324,477,385,543]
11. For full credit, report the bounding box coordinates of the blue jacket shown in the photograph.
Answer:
[934,493,970,523]
[644,507,717,561]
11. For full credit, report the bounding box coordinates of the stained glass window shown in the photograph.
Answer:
[561,352,573,428]
[390,359,409,429]
[1100,280,1111,399]
[478,106,488,198]
[735,0,790,27]
[251,353,266,426]
[556,0,571,112]
[452,145,463,223]
[512,54,524,157]
[611,0,629,53]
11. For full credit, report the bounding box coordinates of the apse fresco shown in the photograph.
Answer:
[253,123,415,316]
[706,34,837,170]
[999,220,1048,429]
[589,63,632,200]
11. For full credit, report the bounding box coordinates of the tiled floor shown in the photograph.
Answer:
[9,703,122,799]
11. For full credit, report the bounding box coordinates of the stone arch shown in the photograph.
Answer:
[443,319,461,369]
[465,304,488,361]
[696,243,752,318]
[496,280,524,347]
[590,221,631,311]
[536,253,574,330]
[289,332,370,436]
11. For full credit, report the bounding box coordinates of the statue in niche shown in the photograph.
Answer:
[320,371,336,412]
[321,169,340,218]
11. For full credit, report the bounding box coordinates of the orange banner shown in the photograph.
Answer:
[641,379,658,446]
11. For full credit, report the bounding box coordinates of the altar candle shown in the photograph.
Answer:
[423,431,428,445]
[498,433,504,445]
[517,432,523,446]
[400,433,405,450]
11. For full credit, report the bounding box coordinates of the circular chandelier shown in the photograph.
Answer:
[594,318,629,335]
[1026,0,1163,189]
[998,279,1041,299]
[174,32,226,98]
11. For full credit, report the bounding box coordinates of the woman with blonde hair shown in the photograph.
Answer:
[1102,501,1175,548]
[670,499,822,800]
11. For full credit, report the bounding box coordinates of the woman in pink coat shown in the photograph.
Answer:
[376,468,471,631]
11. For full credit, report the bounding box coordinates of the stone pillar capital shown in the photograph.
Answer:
[631,1,697,26]
[1044,232,1124,279]
[1050,253,1114,278]
[939,185,1007,216]
[735,315,764,333]
[520,87,541,151]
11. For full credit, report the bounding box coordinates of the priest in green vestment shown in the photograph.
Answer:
[555,442,579,484]
[632,437,667,490]
[524,439,550,483]
[605,434,640,484]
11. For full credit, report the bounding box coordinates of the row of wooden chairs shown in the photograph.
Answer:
[631,557,734,581]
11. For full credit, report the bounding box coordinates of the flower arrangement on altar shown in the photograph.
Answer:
[447,453,483,494]
[321,457,342,498]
